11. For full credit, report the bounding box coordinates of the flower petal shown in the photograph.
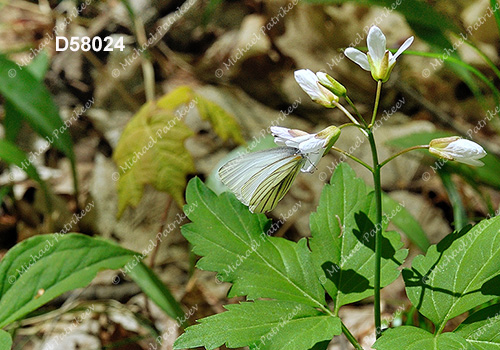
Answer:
[391,36,414,64]
[367,26,386,63]
[344,48,370,71]
[294,69,323,101]
[455,157,484,167]
[298,136,326,153]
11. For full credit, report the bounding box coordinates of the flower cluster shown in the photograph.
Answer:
[220,25,487,214]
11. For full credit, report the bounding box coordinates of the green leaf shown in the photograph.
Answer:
[127,262,186,326]
[0,330,12,350]
[0,55,74,164]
[113,100,195,216]
[178,179,341,349]
[438,169,468,230]
[182,177,326,308]
[309,163,408,312]
[0,233,134,328]
[25,50,50,81]
[491,0,500,36]
[0,233,185,328]
[388,131,500,190]
[195,94,245,144]
[4,102,24,143]
[403,216,500,331]
[4,51,50,142]
[0,139,50,209]
[454,303,500,349]
[0,187,10,206]
[174,300,341,350]
[373,326,472,350]
[382,193,429,252]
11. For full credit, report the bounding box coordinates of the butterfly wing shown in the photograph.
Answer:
[219,147,304,212]
[248,156,304,212]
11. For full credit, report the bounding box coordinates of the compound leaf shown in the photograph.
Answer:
[454,303,500,349]
[0,330,11,350]
[309,163,408,312]
[373,326,472,350]
[182,178,326,308]
[403,216,500,330]
[174,300,341,350]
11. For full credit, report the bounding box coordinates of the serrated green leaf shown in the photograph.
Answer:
[403,216,500,331]
[174,300,341,350]
[0,330,12,350]
[0,233,185,328]
[373,326,472,350]
[309,163,408,312]
[382,193,429,252]
[454,303,500,349]
[195,94,245,144]
[113,100,195,216]
[182,177,326,308]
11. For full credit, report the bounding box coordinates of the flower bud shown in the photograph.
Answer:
[429,137,486,166]
[294,69,339,108]
[317,72,347,97]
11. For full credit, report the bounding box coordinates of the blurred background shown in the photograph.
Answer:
[1,0,500,348]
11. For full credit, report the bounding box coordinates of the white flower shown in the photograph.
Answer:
[344,26,414,82]
[429,137,487,166]
[294,69,339,107]
[271,125,340,173]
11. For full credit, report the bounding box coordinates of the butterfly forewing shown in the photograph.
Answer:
[218,147,304,212]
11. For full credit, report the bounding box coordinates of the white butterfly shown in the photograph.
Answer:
[219,126,340,213]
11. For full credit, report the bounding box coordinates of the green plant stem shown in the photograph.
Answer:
[333,101,368,136]
[490,0,500,42]
[345,95,368,127]
[330,146,373,172]
[367,78,384,338]
[370,81,383,126]
[379,145,429,168]
[368,130,383,339]
[457,34,500,81]
[338,122,368,132]
[342,321,363,350]
[332,101,362,126]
